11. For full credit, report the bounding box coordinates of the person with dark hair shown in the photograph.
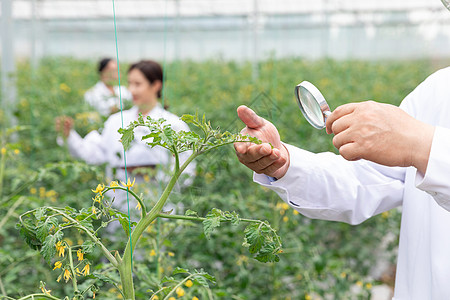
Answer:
[57,60,195,204]
[84,57,132,116]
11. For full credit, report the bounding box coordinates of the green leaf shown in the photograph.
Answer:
[185,209,198,217]
[118,216,131,237]
[202,209,222,239]
[255,243,280,263]
[244,223,265,254]
[87,273,117,285]
[118,127,135,151]
[40,231,63,264]
[173,267,189,274]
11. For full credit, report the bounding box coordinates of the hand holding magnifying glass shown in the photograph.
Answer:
[294,81,435,173]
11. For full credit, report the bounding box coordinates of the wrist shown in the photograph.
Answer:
[411,122,435,174]
[273,144,290,179]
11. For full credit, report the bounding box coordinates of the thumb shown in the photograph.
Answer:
[237,105,265,129]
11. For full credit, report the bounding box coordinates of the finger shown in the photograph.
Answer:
[245,147,282,172]
[237,105,265,129]
[330,113,353,135]
[326,103,358,134]
[235,143,272,164]
[338,143,361,162]
[234,141,251,155]
[258,154,287,176]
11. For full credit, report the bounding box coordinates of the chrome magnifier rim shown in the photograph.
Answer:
[295,81,331,129]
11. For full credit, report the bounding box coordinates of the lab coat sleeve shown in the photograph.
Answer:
[415,126,450,210]
[254,144,406,225]
[66,129,109,165]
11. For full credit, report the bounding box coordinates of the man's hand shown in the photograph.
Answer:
[326,101,435,174]
[55,116,74,138]
[234,105,290,179]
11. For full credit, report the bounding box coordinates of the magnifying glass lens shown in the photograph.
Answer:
[295,81,331,129]
[298,86,324,127]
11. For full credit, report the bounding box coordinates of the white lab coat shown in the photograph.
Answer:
[84,81,132,116]
[255,67,450,300]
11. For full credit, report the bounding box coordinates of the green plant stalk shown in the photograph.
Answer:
[66,245,79,293]
[0,294,61,300]
[162,273,196,300]
[0,148,5,198]
[119,153,197,300]
[0,196,26,231]
[104,186,147,217]
[156,213,261,224]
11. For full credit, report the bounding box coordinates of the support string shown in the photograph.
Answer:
[111,0,133,268]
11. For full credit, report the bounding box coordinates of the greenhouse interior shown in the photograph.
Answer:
[1,0,450,299]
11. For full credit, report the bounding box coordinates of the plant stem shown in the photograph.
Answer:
[156,213,261,224]
[0,146,5,198]
[0,294,61,300]
[67,246,79,292]
[120,153,197,300]
[0,196,26,231]
[162,274,196,300]
[104,186,147,217]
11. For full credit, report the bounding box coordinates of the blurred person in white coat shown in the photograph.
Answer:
[84,57,132,117]
[57,60,195,210]
[234,10,450,300]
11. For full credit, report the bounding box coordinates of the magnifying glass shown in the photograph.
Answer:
[294,81,332,129]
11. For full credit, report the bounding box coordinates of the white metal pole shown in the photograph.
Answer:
[1,0,16,126]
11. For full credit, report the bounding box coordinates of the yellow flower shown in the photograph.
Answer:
[185,279,193,288]
[192,297,199,300]
[281,203,289,210]
[63,269,72,282]
[59,83,71,93]
[81,264,90,276]
[340,272,347,278]
[293,210,300,215]
[121,177,136,189]
[30,187,37,195]
[168,252,175,257]
[76,268,82,276]
[53,261,62,270]
[305,294,312,300]
[176,287,185,297]
[110,180,119,193]
[365,283,372,290]
[77,249,84,261]
[136,202,141,210]
[382,211,390,219]
[168,297,176,300]
[41,286,52,295]
[93,195,103,203]
[1,148,6,155]
[14,149,20,155]
[150,249,156,256]
[39,187,46,198]
[152,296,159,300]
[91,206,97,214]
[356,281,363,287]
[279,210,285,216]
[283,216,289,223]
[55,241,66,257]
[91,184,105,194]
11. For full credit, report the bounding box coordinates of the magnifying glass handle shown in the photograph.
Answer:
[323,110,332,124]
